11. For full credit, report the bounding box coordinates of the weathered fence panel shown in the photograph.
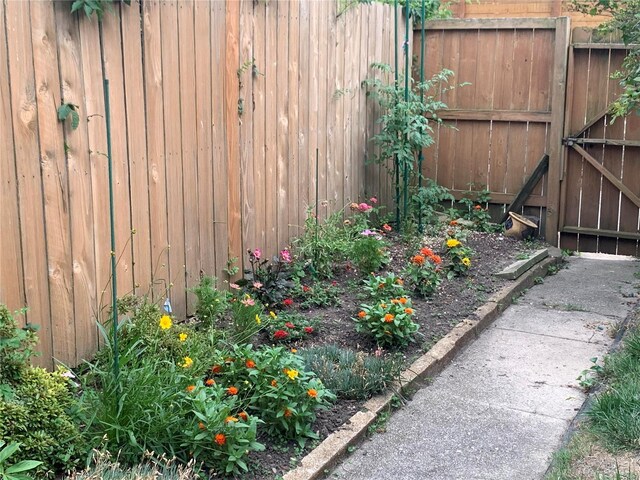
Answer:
[0,0,405,367]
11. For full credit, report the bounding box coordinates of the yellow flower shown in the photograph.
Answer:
[269,311,277,319]
[159,315,172,330]
[462,257,471,267]
[446,239,461,248]
[179,333,188,342]
[290,348,297,354]
[255,314,261,325]
[181,356,193,368]
[286,369,299,380]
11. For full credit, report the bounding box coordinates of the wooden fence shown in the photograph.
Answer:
[0,0,408,368]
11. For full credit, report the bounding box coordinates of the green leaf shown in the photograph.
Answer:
[0,442,20,464]
[6,460,43,474]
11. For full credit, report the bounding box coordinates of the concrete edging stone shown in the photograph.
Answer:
[284,255,562,480]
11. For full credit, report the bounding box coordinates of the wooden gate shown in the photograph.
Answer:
[559,29,640,256]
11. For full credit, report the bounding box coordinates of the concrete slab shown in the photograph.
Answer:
[331,394,568,480]
[494,304,613,344]
[523,257,639,319]
[495,248,549,280]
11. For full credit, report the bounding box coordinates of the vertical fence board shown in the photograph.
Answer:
[6,0,53,366]
[298,0,310,217]
[252,1,266,253]
[0,0,25,316]
[160,0,186,315]
[276,0,289,248]
[177,0,199,311]
[288,0,300,238]
[121,1,152,296]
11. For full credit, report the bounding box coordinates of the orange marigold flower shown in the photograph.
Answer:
[245,359,256,369]
[307,388,318,398]
[399,297,408,305]
[205,378,215,387]
[225,416,238,423]
[384,313,394,323]
[227,386,238,395]
[404,308,414,315]
[271,379,278,387]
[412,254,425,265]
[284,408,292,418]
[420,247,434,256]
[186,385,196,393]
[214,433,226,446]
[198,421,206,430]
[358,311,367,318]
[211,365,222,374]
[238,411,248,421]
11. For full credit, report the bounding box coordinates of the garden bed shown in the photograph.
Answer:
[242,231,543,479]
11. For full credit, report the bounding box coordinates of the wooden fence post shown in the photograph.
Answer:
[545,16,570,245]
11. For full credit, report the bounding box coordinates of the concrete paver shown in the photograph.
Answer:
[331,255,639,480]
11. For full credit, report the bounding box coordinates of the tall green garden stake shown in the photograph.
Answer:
[402,0,410,227]
[393,0,400,227]
[418,0,426,232]
[103,78,120,398]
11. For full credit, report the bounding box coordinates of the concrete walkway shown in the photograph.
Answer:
[331,254,639,480]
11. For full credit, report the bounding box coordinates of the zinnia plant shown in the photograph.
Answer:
[402,247,443,297]
[354,297,419,347]
[444,238,473,278]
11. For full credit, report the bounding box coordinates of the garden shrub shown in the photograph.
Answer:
[362,273,408,302]
[0,367,85,478]
[190,276,230,328]
[0,305,37,386]
[350,230,389,274]
[355,297,419,347]
[238,248,298,307]
[207,344,335,442]
[403,247,443,297]
[301,345,403,400]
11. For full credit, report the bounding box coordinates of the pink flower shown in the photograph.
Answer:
[229,283,240,290]
[358,203,372,212]
[382,223,392,232]
[252,248,262,260]
[285,322,295,329]
[280,249,292,263]
[304,326,314,334]
[331,281,338,286]
[302,285,311,293]
[253,281,263,289]
[369,197,378,204]
[241,297,255,307]
[283,298,294,307]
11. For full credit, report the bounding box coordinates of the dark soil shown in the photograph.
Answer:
[237,231,544,479]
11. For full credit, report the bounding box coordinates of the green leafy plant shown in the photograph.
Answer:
[362,273,408,302]
[409,179,455,227]
[238,248,297,307]
[444,238,473,279]
[301,345,403,400]
[0,441,42,480]
[458,187,497,232]
[355,297,419,347]
[403,247,443,297]
[208,345,335,444]
[577,357,604,391]
[228,293,265,344]
[57,103,80,131]
[350,229,389,274]
[70,0,130,20]
[190,276,230,328]
[296,281,341,309]
[0,306,38,387]
[267,311,317,343]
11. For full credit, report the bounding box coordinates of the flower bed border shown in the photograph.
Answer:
[284,251,562,480]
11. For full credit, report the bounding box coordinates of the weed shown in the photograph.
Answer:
[534,276,545,285]
[577,357,604,390]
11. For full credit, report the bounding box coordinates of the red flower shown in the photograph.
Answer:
[284,408,292,418]
[283,298,294,307]
[331,280,338,286]
[285,322,296,329]
[474,204,483,210]
[304,326,314,334]
[211,365,222,374]
[238,411,248,421]
[302,285,311,293]
[214,433,226,446]
[274,330,289,340]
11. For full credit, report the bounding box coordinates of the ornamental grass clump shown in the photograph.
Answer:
[301,344,403,400]
[354,297,419,347]
[402,247,443,297]
[444,238,473,279]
